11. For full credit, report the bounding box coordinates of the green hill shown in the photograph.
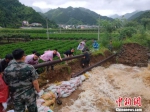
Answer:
[134,11,150,22]
[44,7,113,25]
[0,0,57,28]
[110,11,139,19]
[133,11,150,30]
[128,11,148,20]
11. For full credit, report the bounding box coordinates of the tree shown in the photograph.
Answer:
[120,27,137,40]
[0,0,57,28]
[113,19,123,29]
[141,18,150,30]
[124,21,138,27]
[100,20,115,34]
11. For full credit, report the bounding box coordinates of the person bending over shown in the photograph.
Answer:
[25,52,40,65]
[40,49,62,70]
[63,48,75,64]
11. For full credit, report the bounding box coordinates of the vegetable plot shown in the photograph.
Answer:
[0,40,92,58]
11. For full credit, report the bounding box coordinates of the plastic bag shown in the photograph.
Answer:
[0,75,9,103]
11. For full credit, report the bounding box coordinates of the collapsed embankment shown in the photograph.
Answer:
[38,50,115,88]
[117,43,148,67]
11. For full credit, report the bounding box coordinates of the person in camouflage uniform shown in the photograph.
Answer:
[3,49,41,112]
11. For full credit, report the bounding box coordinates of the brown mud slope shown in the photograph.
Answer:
[117,43,148,67]
[38,50,116,88]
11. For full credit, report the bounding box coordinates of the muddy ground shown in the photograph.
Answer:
[117,43,148,67]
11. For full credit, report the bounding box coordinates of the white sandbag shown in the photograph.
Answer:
[61,93,71,98]
[81,75,86,81]
[61,81,70,86]
[65,85,72,90]
[74,77,80,81]
[70,79,78,86]
[57,88,64,97]
[69,83,75,88]
[46,86,53,91]
[38,106,45,111]
[51,88,57,93]
[37,99,45,107]
[79,78,82,85]
[85,72,92,77]
[46,85,59,91]
[63,89,69,94]
[59,86,66,89]
[60,90,65,95]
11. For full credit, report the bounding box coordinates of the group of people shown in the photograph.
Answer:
[0,40,93,112]
[0,49,41,112]
[0,39,113,111]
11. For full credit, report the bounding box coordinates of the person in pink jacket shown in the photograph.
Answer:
[40,49,62,70]
[25,52,40,65]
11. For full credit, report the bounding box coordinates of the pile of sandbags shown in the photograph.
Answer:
[37,91,56,112]
[45,72,91,98]
[36,72,91,112]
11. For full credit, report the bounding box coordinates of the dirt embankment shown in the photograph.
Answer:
[38,50,115,88]
[117,43,148,67]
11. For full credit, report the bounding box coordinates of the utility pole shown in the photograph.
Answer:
[98,15,100,41]
[60,27,61,33]
[46,18,49,40]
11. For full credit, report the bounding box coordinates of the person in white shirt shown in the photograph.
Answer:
[77,40,86,52]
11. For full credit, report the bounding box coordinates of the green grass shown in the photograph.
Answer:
[91,46,108,56]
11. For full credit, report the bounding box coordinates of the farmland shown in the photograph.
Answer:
[0,40,92,58]
[0,28,119,40]
[0,27,150,59]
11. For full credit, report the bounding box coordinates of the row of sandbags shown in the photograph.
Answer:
[36,72,91,112]
[45,72,91,98]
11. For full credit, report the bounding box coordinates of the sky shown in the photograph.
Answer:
[19,0,150,16]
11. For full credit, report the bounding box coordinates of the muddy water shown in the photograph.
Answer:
[60,64,150,112]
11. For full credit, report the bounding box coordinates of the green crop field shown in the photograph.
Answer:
[0,28,120,40]
[0,40,92,58]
